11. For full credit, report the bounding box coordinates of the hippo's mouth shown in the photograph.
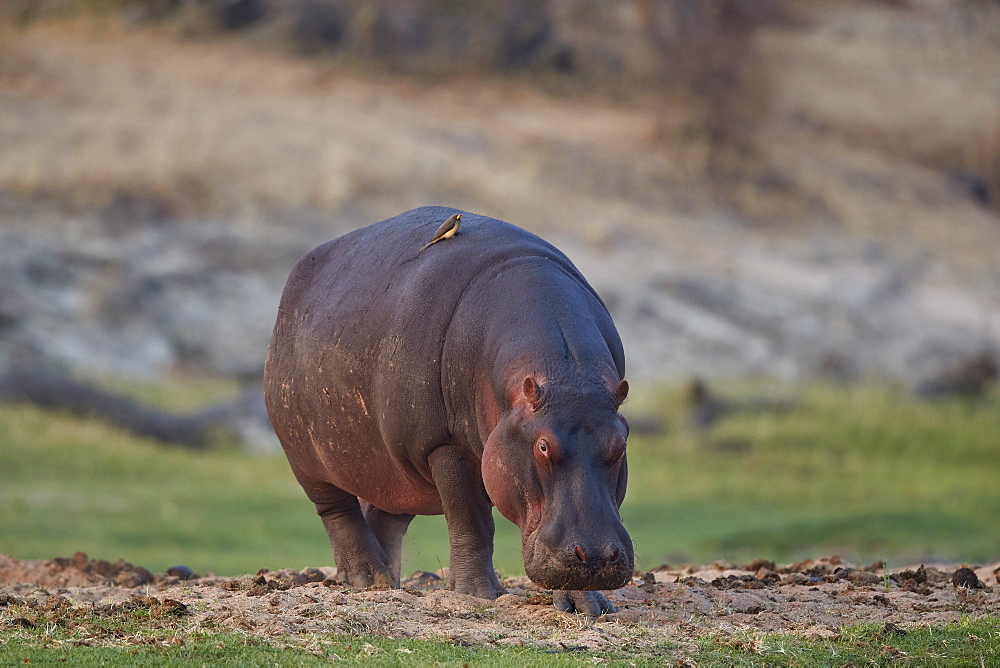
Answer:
[520,530,633,591]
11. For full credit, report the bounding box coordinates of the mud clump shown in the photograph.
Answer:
[833,568,883,586]
[891,564,951,595]
[221,567,330,596]
[743,558,777,572]
[0,552,154,588]
[710,574,774,590]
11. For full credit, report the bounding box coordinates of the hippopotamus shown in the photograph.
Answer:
[263,206,632,615]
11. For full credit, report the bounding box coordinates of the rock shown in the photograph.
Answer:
[166,566,195,580]
[0,592,24,607]
[781,573,811,586]
[299,568,327,583]
[834,568,883,586]
[726,592,766,614]
[951,567,983,589]
[914,351,999,398]
[883,621,907,636]
[405,571,441,586]
[116,567,156,588]
[744,559,777,572]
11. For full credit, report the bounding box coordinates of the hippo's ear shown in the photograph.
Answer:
[612,379,629,408]
[522,376,545,412]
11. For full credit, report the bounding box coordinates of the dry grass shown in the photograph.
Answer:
[0,19,684,235]
[0,4,998,274]
[0,1,787,225]
[764,0,1000,207]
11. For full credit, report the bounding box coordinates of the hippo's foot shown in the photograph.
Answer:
[335,563,394,590]
[553,590,617,617]
[448,572,506,600]
[313,494,398,590]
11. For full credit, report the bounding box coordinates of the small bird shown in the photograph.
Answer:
[419,214,462,252]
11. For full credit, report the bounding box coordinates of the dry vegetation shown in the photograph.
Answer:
[0,0,998,382]
[2,1,997,234]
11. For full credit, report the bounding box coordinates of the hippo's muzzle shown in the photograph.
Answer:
[521,513,634,591]
[524,539,633,591]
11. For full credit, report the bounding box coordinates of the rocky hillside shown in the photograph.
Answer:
[0,0,998,388]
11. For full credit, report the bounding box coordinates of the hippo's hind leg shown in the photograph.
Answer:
[305,482,394,589]
[361,502,415,587]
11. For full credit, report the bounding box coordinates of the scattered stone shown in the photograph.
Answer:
[951,568,983,589]
[524,593,553,606]
[299,568,327,583]
[0,591,23,606]
[711,574,769,590]
[781,573,811,586]
[893,565,928,585]
[883,621,907,636]
[744,558,777,573]
[864,560,886,573]
[727,593,766,614]
[165,565,195,580]
[405,571,441,587]
[914,351,999,398]
[834,568,882,586]
[755,569,781,584]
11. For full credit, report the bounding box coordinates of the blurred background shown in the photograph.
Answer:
[1,0,998,577]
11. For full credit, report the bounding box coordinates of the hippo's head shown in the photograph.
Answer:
[482,375,633,591]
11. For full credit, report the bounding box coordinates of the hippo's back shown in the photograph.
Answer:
[266,206,588,396]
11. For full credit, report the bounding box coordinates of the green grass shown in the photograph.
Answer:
[0,607,630,666]
[623,384,1000,568]
[1,383,998,577]
[2,597,996,666]
[692,617,1000,666]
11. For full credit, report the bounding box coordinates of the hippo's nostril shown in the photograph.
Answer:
[609,546,621,563]
[574,545,587,562]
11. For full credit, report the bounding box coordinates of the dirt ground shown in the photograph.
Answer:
[2,553,997,652]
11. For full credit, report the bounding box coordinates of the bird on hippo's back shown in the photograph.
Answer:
[419,214,462,252]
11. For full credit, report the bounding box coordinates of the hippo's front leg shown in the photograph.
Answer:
[427,445,506,599]
[553,590,617,616]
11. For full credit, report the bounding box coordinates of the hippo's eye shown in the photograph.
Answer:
[609,440,626,463]
[536,439,549,457]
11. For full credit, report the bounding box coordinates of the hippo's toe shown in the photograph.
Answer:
[335,563,394,590]
[552,590,617,617]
